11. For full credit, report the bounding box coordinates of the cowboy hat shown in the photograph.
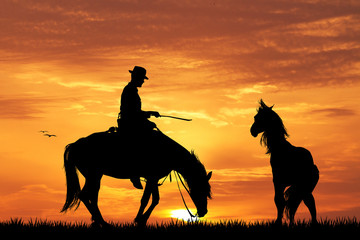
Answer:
[129,66,148,79]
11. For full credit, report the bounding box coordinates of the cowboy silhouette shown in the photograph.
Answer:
[118,66,160,189]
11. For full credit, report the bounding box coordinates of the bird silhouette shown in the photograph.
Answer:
[44,134,57,138]
[39,130,48,133]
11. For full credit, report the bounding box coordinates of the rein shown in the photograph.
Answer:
[156,171,197,218]
[174,171,197,219]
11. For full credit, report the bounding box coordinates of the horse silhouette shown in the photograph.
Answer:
[60,129,212,226]
[250,99,319,225]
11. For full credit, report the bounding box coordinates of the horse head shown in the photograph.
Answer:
[183,152,212,218]
[250,99,274,137]
[190,171,212,217]
[251,99,289,154]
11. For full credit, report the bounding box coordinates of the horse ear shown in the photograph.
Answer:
[259,99,268,109]
[270,104,274,109]
[207,171,212,181]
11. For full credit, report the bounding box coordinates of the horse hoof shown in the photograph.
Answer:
[101,221,112,229]
[311,219,319,226]
[134,217,147,227]
[91,220,112,229]
[91,221,101,229]
[274,219,282,226]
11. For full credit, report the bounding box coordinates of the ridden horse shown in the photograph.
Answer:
[250,100,319,224]
[61,129,212,226]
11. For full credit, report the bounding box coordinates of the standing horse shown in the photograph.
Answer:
[250,100,319,225]
[60,129,212,226]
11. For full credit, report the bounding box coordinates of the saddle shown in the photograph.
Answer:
[105,123,161,144]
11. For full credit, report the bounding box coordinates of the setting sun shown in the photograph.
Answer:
[170,209,199,222]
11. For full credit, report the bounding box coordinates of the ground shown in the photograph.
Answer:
[1,218,359,236]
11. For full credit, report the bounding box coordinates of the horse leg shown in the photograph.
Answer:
[274,183,285,225]
[79,175,107,226]
[303,193,317,224]
[304,167,319,225]
[134,181,152,225]
[140,182,159,223]
[287,198,298,226]
[134,180,159,225]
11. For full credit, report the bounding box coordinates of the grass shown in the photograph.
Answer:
[1,218,359,235]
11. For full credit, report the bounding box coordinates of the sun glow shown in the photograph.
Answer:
[170,209,199,222]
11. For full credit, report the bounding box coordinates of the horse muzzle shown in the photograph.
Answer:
[250,124,259,137]
[197,209,208,218]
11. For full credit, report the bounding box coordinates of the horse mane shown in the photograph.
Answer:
[181,150,212,199]
[258,99,289,154]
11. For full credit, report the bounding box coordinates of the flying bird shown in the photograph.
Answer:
[44,134,57,138]
[38,130,48,133]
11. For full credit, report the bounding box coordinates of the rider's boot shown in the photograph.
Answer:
[131,177,143,189]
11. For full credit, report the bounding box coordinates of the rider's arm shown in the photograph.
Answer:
[142,111,160,118]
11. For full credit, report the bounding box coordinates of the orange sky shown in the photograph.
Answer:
[1,0,360,223]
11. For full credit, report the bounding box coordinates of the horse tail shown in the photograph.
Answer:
[60,143,81,213]
[284,186,302,221]
[284,164,319,220]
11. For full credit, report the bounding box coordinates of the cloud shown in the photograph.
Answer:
[286,15,359,37]
[224,83,278,101]
[311,108,356,117]
[163,109,228,127]
[214,167,272,181]
[0,96,49,119]
[2,0,358,89]
[55,79,123,92]
[0,184,63,218]
[219,107,255,118]
[64,103,86,111]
